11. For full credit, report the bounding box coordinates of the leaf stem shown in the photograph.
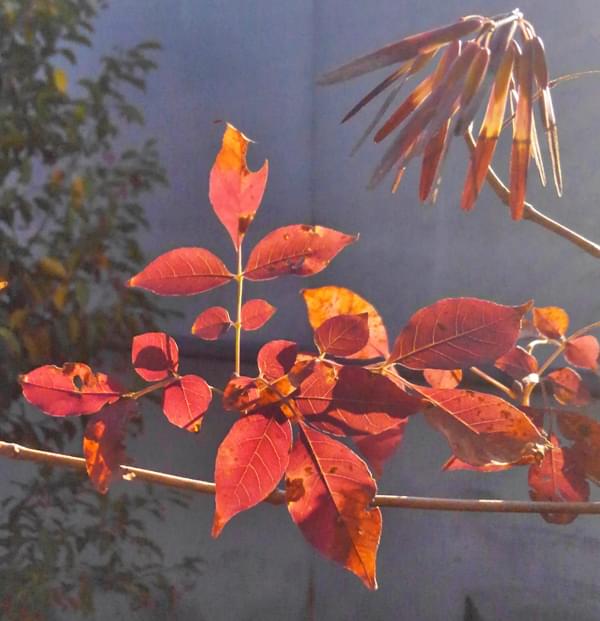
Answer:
[469,366,517,400]
[122,376,178,400]
[234,241,245,376]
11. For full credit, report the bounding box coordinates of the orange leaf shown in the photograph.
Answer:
[314,313,369,357]
[209,124,268,250]
[532,306,569,339]
[354,423,407,477]
[286,424,382,589]
[241,299,276,331]
[162,375,212,431]
[423,368,462,389]
[131,332,179,381]
[565,336,599,371]
[191,306,232,340]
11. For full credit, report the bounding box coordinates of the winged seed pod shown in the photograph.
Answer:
[320,10,564,219]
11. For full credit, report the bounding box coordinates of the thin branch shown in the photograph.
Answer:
[234,242,244,376]
[464,130,600,259]
[469,366,518,400]
[4,439,600,515]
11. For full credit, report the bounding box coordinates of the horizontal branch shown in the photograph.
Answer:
[3,440,600,515]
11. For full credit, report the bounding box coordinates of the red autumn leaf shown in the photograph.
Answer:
[354,422,407,478]
[127,247,233,296]
[423,368,462,389]
[528,434,589,524]
[417,386,548,467]
[532,306,569,340]
[257,340,298,381]
[389,297,530,369]
[213,412,292,536]
[558,412,600,485]
[302,286,389,359]
[494,346,538,381]
[20,362,121,417]
[83,399,135,494]
[547,367,591,406]
[162,375,212,431]
[191,306,232,341]
[131,332,179,381]
[296,363,421,436]
[209,123,268,250]
[565,335,599,370]
[244,225,357,281]
[442,455,515,472]
[285,424,382,589]
[241,299,276,331]
[314,313,369,357]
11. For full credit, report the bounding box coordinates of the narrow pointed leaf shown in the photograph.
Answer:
[128,248,233,296]
[532,306,569,339]
[191,306,232,340]
[20,363,121,417]
[314,313,369,357]
[495,346,538,380]
[530,111,547,186]
[565,336,599,371]
[241,299,276,331]
[244,225,357,281]
[83,400,135,494]
[389,297,530,369]
[286,424,382,589]
[547,367,591,406]
[213,413,292,536]
[419,119,450,201]
[131,332,179,381]
[209,124,269,250]
[354,423,407,478]
[162,375,212,431]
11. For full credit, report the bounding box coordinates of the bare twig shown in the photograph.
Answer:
[4,439,600,515]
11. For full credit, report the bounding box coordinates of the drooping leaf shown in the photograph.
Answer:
[162,375,212,431]
[417,386,548,467]
[83,400,135,494]
[423,368,462,389]
[389,297,530,369]
[318,16,484,85]
[128,247,233,295]
[314,313,369,357]
[257,340,298,381]
[285,424,382,589]
[564,335,599,371]
[494,346,538,381]
[191,306,232,340]
[558,412,600,485]
[296,363,421,436]
[302,286,389,359]
[244,225,357,281]
[241,299,276,331]
[528,434,589,524]
[532,306,569,340]
[419,119,450,202]
[209,124,269,250]
[131,332,179,381]
[354,422,407,477]
[20,363,121,417]
[213,412,292,536]
[547,367,591,406]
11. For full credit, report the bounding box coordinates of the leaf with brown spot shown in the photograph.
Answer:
[286,424,382,589]
[565,336,599,371]
[314,313,369,357]
[209,124,268,250]
[546,367,591,406]
[528,434,589,524]
[213,412,292,536]
[241,299,276,331]
[20,363,121,417]
[532,306,569,340]
[423,368,462,389]
[494,346,538,381]
[83,400,135,494]
[128,248,233,296]
[162,375,212,431]
[354,423,407,477]
[302,286,389,359]
[191,306,232,341]
[131,332,179,381]
[244,225,357,281]
[416,385,548,467]
[389,297,529,369]
[558,412,600,485]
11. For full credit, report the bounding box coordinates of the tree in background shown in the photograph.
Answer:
[0,1,199,618]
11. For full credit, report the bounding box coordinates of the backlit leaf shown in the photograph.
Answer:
[565,335,599,371]
[162,375,212,431]
[314,313,369,357]
[389,297,529,369]
[558,412,600,485]
[257,340,298,381]
[191,306,232,340]
[20,363,121,417]
[128,247,233,295]
[209,124,269,250]
[532,306,569,339]
[354,423,407,477]
[213,412,292,536]
[423,368,462,389]
[131,332,179,381]
[241,299,276,331]
[494,346,538,380]
[547,367,591,406]
[442,455,515,472]
[83,400,135,494]
[286,424,382,589]
[244,225,357,281]
[302,286,389,359]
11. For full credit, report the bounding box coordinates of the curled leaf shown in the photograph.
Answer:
[191,306,232,340]
[564,336,599,371]
[131,332,179,381]
[532,306,569,340]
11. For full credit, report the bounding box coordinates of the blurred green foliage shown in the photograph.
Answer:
[0,1,199,618]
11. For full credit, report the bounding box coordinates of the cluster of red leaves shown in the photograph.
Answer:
[19,125,600,589]
[320,9,562,218]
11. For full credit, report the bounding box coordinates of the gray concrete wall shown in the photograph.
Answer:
[24,1,600,619]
